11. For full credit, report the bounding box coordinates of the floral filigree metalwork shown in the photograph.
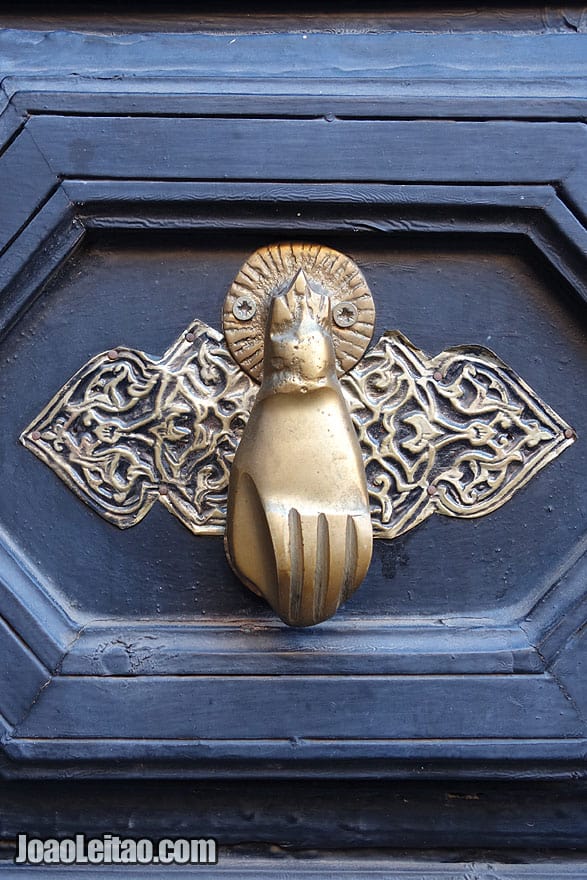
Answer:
[21,321,258,535]
[21,236,575,590]
[340,331,575,539]
[22,323,574,540]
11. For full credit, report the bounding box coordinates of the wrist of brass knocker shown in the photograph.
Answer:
[21,243,576,627]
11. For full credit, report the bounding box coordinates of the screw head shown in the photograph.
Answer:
[333,301,358,328]
[564,427,575,440]
[232,295,257,321]
[427,484,438,497]
[159,484,169,496]
[31,430,41,441]
[433,370,444,382]
[185,331,195,343]
[107,349,118,361]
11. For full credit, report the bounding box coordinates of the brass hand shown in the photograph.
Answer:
[225,271,373,626]
[21,243,575,628]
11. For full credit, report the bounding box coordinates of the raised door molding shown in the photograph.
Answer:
[0,29,585,778]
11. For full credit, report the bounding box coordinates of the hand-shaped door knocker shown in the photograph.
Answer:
[21,244,576,626]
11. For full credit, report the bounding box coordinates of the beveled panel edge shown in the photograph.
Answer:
[5,732,587,778]
[59,620,542,676]
[1,180,585,674]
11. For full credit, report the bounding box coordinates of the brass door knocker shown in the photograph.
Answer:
[21,244,576,626]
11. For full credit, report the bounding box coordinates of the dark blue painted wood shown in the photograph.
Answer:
[59,621,541,676]
[0,616,49,726]
[0,27,585,805]
[27,116,587,184]
[0,189,81,340]
[3,777,587,848]
[0,537,75,669]
[14,674,581,740]
[0,31,586,81]
[11,88,587,120]
[0,129,58,255]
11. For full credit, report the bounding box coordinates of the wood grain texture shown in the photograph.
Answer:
[13,674,582,740]
[1,30,587,78]
[0,26,585,792]
[0,189,584,772]
[0,128,57,255]
[3,778,587,847]
[0,617,49,726]
[26,116,587,183]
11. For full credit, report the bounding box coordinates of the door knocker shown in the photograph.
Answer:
[21,244,576,626]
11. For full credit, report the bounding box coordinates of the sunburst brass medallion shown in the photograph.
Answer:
[21,243,576,627]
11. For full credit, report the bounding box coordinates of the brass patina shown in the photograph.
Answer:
[223,242,375,381]
[225,270,372,626]
[21,243,576,627]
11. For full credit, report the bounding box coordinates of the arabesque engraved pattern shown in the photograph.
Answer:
[22,325,574,540]
[341,331,575,538]
[21,321,258,535]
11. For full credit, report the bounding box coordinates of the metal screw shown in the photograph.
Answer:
[433,370,444,382]
[159,484,169,496]
[185,331,195,342]
[107,349,118,361]
[333,301,358,328]
[232,295,257,321]
[31,430,41,441]
[564,427,575,439]
[427,484,438,497]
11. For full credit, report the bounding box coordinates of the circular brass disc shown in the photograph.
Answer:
[223,243,375,382]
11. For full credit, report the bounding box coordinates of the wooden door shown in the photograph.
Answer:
[0,8,586,877]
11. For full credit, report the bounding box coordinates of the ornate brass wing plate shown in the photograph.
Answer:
[21,244,576,627]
